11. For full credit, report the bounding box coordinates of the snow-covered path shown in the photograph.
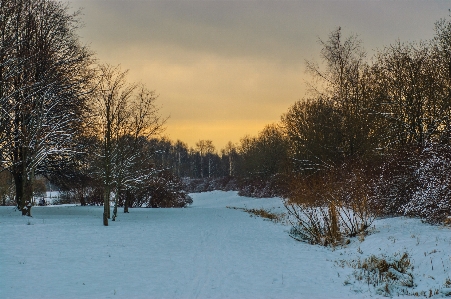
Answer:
[1,191,450,298]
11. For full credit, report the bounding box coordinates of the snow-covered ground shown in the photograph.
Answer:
[0,191,450,298]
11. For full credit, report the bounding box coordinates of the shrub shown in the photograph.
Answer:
[129,170,192,208]
[369,148,419,216]
[401,145,451,224]
[183,177,239,193]
[286,199,374,246]
[286,202,342,246]
[369,145,451,224]
[285,161,376,246]
[50,191,83,205]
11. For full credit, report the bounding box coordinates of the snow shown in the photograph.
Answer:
[0,191,450,298]
[39,191,62,205]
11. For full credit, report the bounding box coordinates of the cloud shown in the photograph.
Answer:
[125,45,306,137]
[73,0,448,59]
[69,0,450,148]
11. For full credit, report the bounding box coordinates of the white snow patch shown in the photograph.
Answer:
[0,191,449,298]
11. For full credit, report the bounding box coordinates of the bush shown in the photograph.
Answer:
[51,195,78,205]
[369,148,418,216]
[286,199,374,246]
[285,161,376,246]
[401,145,451,224]
[183,177,239,193]
[286,202,342,246]
[237,174,289,198]
[129,170,192,208]
[370,145,451,224]
[148,172,193,208]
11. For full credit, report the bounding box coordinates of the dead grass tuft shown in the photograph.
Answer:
[340,252,414,296]
[227,206,286,223]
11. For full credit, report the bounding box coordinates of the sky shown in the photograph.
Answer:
[68,0,450,150]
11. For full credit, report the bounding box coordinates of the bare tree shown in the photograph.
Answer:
[370,41,448,149]
[306,27,374,158]
[281,98,343,172]
[431,17,451,144]
[195,140,215,178]
[236,124,288,179]
[90,64,164,226]
[172,140,189,177]
[0,0,93,215]
[222,141,237,177]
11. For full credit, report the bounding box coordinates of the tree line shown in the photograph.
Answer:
[1,0,450,225]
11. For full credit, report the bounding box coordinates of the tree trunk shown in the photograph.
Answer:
[112,197,118,221]
[14,173,23,210]
[103,187,110,226]
[107,200,111,218]
[124,200,129,213]
[124,190,129,213]
[79,191,86,206]
[208,157,211,178]
[14,172,33,217]
[103,211,108,226]
[24,178,33,216]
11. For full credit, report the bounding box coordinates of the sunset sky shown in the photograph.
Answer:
[69,0,449,150]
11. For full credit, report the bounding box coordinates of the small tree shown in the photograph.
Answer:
[304,27,376,159]
[90,64,164,226]
[195,140,215,178]
[221,141,237,177]
[236,124,288,179]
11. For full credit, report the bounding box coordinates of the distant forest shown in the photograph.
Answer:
[1,0,450,226]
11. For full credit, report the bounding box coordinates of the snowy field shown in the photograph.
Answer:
[0,191,450,299]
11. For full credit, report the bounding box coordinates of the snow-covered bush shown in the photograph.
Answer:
[369,149,418,216]
[51,193,79,205]
[183,177,239,193]
[130,170,193,208]
[370,145,451,224]
[401,145,451,224]
[237,174,289,198]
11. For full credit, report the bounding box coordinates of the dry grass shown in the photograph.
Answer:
[286,201,343,246]
[227,206,286,223]
[340,252,416,296]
